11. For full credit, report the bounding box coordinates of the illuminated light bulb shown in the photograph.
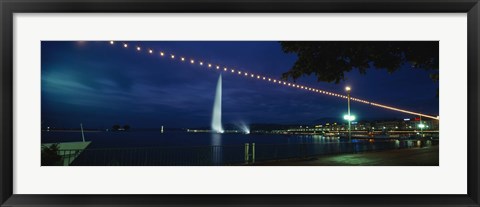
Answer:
[263,77,266,80]
[238,71,241,74]
[149,49,153,54]
[224,68,227,71]
[268,78,271,81]
[110,41,114,44]
[217,66,221,69]
[257,76,260,79]
[160,52,164,56]
[199,62,203,66]
[137,46,141,51]
[208,64,212,67]
[231,69,234,73]
[190,60,195,64]
[273,80,277,83]
[301,86,304,89]
[251,74,254,78]
[123,43,128,48]
[245,73,248,76]
[181,57,185,61]
[171,55,175,59]
[292,84,296,87]
[288,83,291,86]
[283,82,286,85]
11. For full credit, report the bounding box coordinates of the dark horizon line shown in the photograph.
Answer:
[42,116,436,130]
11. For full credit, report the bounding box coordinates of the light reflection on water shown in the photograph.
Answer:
[210,133,223,164]
[210,133,222,146]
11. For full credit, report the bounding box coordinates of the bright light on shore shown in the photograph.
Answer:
[343,115,356,121]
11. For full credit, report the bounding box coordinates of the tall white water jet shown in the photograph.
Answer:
[211,74,224,133]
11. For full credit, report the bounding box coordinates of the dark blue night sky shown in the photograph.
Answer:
[41,41,439,129]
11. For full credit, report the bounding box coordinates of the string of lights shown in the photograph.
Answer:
[107,41,439,120]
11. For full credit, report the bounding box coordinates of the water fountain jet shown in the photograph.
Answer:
[211,75,224,133]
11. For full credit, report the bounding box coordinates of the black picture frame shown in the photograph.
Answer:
[1,0,479,206]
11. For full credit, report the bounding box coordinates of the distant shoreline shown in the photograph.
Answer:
[42,130,102,132]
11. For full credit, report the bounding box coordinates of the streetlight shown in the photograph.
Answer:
[418,115,425,138]
[343,115,355,139]
[418,123,425,137]
[345,86,352,140]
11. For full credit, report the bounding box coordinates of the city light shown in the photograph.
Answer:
[343,115,356,121]
[418,123,425,128]
[107,41,439,120]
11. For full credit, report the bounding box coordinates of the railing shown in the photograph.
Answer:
[66,145,245,166]
[55,139,438,166]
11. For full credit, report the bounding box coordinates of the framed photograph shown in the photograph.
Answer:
[1,0,479,206]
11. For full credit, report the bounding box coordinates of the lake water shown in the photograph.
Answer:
[42,130,342,148]
[42,131,437,166]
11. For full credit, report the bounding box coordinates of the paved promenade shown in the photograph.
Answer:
[254,145,439,166]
